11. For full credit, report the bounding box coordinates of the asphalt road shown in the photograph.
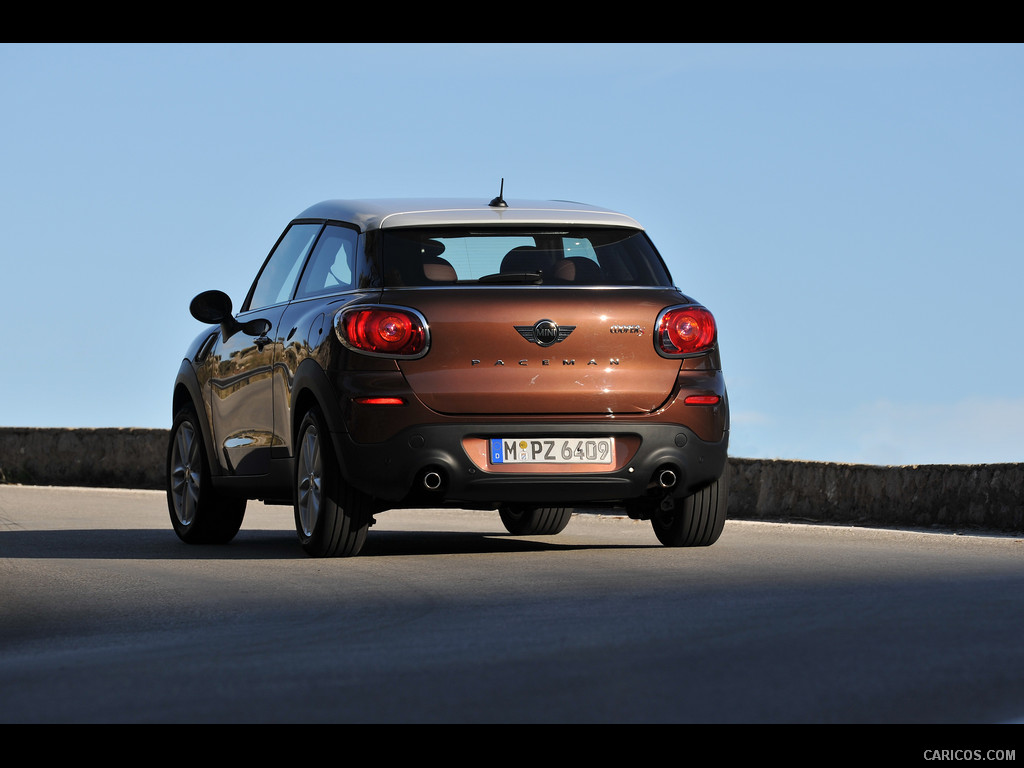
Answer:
[1,484,1023,728]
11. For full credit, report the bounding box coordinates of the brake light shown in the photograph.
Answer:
[336,306,429,358]
[656,305,717,356]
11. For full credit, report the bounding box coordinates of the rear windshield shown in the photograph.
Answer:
[378,227,673,287]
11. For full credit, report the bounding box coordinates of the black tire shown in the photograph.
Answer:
[294,409,371,557]
[166,404,246,545]
[651,473,728,547]
[498,505,574,536]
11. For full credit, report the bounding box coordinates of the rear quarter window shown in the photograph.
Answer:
[295,225,359,298]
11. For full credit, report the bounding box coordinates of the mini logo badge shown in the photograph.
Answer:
[514,319,576,347]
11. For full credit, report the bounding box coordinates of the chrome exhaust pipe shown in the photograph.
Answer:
[658,468,677,489]
[423,470,443,491]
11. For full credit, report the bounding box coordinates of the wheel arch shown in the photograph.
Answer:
[171,360,221,477]
[289,358,347,453]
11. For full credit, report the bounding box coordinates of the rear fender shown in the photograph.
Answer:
[289,358,348,461]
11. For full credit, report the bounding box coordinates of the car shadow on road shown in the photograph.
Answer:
[359,529,640,556]
[0,526,645,560]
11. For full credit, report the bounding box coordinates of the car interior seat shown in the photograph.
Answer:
[500,246,557,276]
[553,256,603,284]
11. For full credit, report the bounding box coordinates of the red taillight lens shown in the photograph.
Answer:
[337,307,428,357]
[656,305,717,356]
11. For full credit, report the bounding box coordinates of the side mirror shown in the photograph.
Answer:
[189,290,269,342]
[189,290,234,324]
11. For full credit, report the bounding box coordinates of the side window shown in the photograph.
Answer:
[247,223,321,310]
[295,225,358,299]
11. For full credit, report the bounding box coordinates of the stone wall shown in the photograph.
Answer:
[0,428,167,491]
[1,428,1020,533]
[728,458,1023,533]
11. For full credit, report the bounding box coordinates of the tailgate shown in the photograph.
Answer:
[389,288,683,415]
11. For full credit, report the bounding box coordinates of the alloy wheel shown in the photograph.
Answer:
[169,420,201,527]
[297,424,323,538]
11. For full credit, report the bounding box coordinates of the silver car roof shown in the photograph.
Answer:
[294,198,645,232]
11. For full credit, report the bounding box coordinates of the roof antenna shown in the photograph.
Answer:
[489,178,508,208]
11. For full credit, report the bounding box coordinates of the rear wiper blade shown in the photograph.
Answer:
[477,271,543,285]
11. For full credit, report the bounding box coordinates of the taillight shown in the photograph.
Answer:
[335,306,429,358]
[655,305,717,356]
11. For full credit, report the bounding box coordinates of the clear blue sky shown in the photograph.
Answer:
[1,43,1021,467]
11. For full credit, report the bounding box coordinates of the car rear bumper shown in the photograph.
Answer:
[330,421,728,508]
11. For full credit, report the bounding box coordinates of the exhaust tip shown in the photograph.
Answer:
[658,468,677,489]
[423,470,444,491]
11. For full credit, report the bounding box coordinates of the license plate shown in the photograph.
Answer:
[489,437,614,465]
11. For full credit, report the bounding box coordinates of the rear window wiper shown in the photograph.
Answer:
[477,271,544,285]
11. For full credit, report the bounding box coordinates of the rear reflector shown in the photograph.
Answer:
[684,395,721,405]
[353,397,406,406]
